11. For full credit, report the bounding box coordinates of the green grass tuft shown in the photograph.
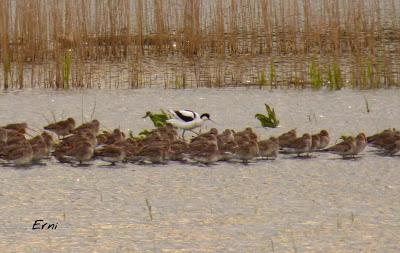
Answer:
[255,103,280,128]
[309,58,323,90]
[62,52,72,89]
[142,109,170,128]
[270,62,276,87]
[259,69,267,87]
[328,62,343,90]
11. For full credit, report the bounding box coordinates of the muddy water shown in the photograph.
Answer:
[0,88,400,252]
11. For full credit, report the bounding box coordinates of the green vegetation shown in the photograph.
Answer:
[174,72,187,89]
[309,58,323,90]
[340,135,350,141]
[328,62,343,90]
[259,69,267,87]
[255,104,280,128]
[62,52,72,89]
[128,110,170,140]
[142,110,170,128]
[128,129,151,141]
[270,63,277,87]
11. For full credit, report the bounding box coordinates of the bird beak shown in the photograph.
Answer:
[209,119,217,124]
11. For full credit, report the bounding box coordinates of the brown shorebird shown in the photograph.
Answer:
[318,130,330,149]
[150,124,178,138]
[283,133,312,157]
[217,129,235,147]
[41,132,54,152]
[53,143,74,163]
[354,133,367,155]
[0,127,7,143]
[234,127,258,143]
[151,125,179,142]
[2,141,33,166]
[96,133,108,145]
[218,139,239,161]
[367,129,398,144]
[97,128,126,145]
[368,130,400,149]
[381,140,400,156]
[135,140,170,164]
[64,141,94,164]
[168,139,189,161]
[311,134,321,151]
[189,140,220,165]
[258,137,279,160]
[325,136,356,158]
[61,131,97,148]
[4,129,26,145]
[72,119,100,135]
[3,123,28,134]
[44,118,75,138]
[235,140,259,163]
[114,139,140,161]
[29,135,49,160]
[190,128,218,143]
[278,129,297,148]
[95,145,126,165]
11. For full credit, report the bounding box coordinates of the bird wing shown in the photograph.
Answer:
[286,137,303,149]
[173,110,196,122]
[329,141,352,153]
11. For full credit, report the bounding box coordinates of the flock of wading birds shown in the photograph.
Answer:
[0,117,399,166]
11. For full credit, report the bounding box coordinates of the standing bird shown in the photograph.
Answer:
[72,119,100,135]
[166,110,213,139]
[44,118,75,138]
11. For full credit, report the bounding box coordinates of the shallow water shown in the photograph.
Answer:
[0,88,400,252]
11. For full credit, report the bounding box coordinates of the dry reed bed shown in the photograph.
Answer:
[0,0,399,89]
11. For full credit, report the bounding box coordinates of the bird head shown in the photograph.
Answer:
[200,113,210,120]
[201,113,216,124]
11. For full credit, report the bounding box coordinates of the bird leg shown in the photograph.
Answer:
[182,130,186,140]
[189,129,200,136]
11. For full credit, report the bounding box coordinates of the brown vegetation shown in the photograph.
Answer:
[0,0,399,89]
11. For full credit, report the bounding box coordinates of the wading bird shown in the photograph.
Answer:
[166,110,214,139]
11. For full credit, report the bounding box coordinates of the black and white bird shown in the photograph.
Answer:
[167,110,213,138]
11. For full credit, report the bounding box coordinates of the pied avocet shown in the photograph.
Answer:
[167,110,213,138]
